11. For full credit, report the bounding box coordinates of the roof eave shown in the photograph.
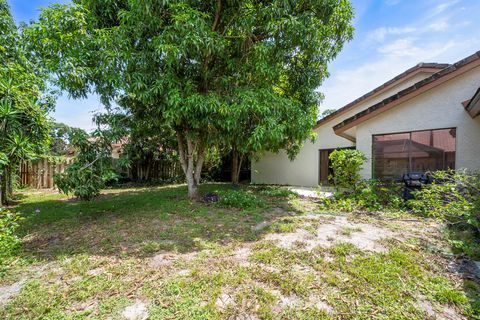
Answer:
[334,50,480,134]
[465,88,480,118]
[314,64,450,130]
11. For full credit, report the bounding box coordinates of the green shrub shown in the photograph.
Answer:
[217,189,265,208]
[446,232,480,259]
[257,186,296,198]
[318,180,403,213]
[408,170,479,226]
[318,194,361,212]
[329,149,366,190]
[408,170,480,259]
[357,180,403,211]
[0,208,22,260]
[54,129,117,201]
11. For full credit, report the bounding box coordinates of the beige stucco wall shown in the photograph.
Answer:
[251,71,435,186]
[356,65,480,179]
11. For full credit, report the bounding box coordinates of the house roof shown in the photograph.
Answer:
[333,50,480,137]
[464,87,480,118]
[314,63,450,129]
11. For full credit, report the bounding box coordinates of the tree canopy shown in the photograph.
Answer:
[26,0,354,199]
[0,1,52,205]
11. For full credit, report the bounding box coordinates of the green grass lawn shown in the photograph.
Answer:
[1,184,479,319]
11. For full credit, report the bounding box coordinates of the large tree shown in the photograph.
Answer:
[25,0,354,199]
[0,1,52,206]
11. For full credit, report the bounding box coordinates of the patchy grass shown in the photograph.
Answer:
[0,183,479,319]
[339,226,362,236]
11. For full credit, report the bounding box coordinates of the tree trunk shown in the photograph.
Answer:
[0,169,5,207]
[0,167,9,206]
[185,173,199,200]
[145,159,151,181]
[6,166,13,200]
[232,148,239,184]
[177,132,205,200]
[231,148,244,185]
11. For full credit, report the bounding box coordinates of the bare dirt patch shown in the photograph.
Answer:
[149,251,197,268]
[122,299,149,320]
[216,292,235,311]
[416,297,466,320]
[265,215,394,252]
[0,280,24,308]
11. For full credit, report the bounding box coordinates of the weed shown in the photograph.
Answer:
[340,226,362,236]
[216,189,265,208]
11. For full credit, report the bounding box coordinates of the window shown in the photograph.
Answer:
[373,128,456,180]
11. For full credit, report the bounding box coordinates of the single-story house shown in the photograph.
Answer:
[252,50,480,187]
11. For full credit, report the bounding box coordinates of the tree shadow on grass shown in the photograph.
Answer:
[439,224,480,316]
[433,224,480,317]
[14,184,304,261]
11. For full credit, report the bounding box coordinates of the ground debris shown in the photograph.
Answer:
[216,292,235,310]
[0,280,24,308]
[122,299,148,320]
[416,297,466,320]
[251,221,270,231]
[447,258,480,278]
[149,251,197,268]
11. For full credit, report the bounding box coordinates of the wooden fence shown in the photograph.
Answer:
[18,158,73,189]
[127,160,183,181]
[18,158,183,189]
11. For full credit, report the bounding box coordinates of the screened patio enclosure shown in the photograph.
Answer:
[372,128,456,180]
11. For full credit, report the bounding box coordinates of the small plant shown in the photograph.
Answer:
[318,195,361,212]
[329,149,366,191]
[270,218,298,233]
[257,186,296,198]
[54,129,117,201]
[356,180,403,211]
[330,242,358,257]
[408,170,480,259]
[319,150,403,213]
[408,170,479,225]
[217,189,265,208]
[0,208,22,261]
[318,180,403,213]
[341,226,362,236]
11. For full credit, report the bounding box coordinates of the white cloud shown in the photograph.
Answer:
[431,0,460,16]
[319,38,472,111]
[366,27,417,43]
[366,16,453,45]
[318,0,480,113]
[377,38,422,57]
[428,19,449,31]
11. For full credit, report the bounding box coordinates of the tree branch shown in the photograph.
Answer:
[212,0,222,32]
[237,153,244,181]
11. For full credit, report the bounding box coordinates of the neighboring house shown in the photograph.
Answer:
[252,50,480,187]
[111,137,129,159]
[86,136,129,159]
